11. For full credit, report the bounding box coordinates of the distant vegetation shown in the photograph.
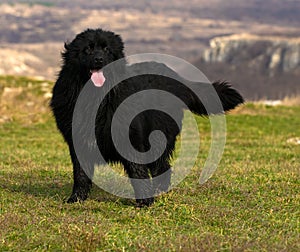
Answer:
[195,61,300,100]
[27,1,55,7]
[0,0,55,6]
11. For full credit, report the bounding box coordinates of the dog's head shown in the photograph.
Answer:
[63,29,125,86]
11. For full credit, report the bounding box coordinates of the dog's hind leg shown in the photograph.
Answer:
[150,159,171,194]
[124,162,154,207]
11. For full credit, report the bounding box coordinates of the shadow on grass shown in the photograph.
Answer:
[0,170,135,206]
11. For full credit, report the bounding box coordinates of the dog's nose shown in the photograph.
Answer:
[94,56,103,64]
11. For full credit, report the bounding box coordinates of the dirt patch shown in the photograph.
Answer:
[287,137,300,145]
[0,85,51,125]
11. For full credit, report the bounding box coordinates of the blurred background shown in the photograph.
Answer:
[0,0,300,100]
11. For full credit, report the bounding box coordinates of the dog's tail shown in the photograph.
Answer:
[211,80,244,113]
[181,80,244,116]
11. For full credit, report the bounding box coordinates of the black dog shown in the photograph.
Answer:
[50,28,244,206]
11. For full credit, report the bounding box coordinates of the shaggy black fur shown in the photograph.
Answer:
[50,28,244,207]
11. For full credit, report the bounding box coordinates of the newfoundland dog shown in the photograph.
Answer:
[50,28,244,207]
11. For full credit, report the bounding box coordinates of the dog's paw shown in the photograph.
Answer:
[136,197,154,208]
[66,192,88,203]
[66,194,79,203]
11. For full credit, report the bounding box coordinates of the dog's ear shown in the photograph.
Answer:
[113,34,125,60]
[64,42,70,51]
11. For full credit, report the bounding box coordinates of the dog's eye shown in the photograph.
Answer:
[85,45,94,54]
[103,47,110,53]
[85,47,91,54]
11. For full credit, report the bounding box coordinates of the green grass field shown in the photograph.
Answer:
[0,76,299,251]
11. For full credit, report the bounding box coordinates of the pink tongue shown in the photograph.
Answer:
[91,70,106,87]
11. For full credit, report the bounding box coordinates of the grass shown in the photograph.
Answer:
[282,95,300,106]
[0,76,299,251]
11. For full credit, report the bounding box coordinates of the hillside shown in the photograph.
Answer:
[194,34,300,99]
[202,34,300,74]
[0,1,299,98]
[2,0,300,26]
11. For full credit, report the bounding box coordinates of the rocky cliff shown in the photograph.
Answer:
[202,34,300,75]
